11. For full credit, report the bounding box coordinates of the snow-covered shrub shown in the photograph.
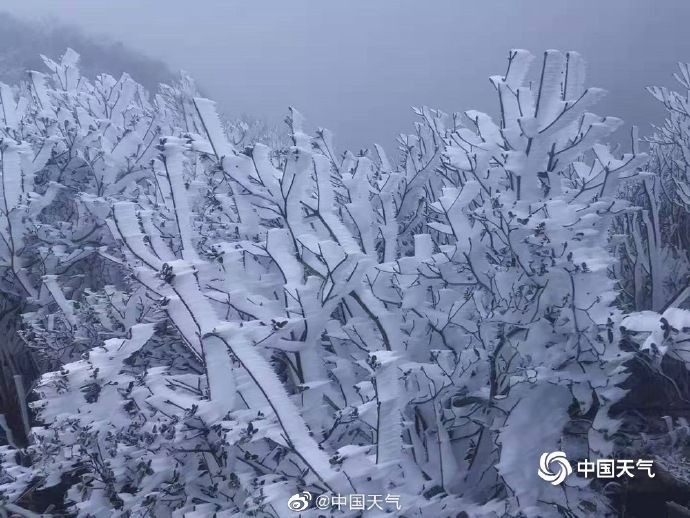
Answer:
[614,62,690,314]
[384,50,646,516]
[596,62,690,514]
[612,62,690,430]
[0,48,162,446]
[0,49,649,518]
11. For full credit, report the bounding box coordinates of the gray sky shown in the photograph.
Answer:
[4,1,690,151]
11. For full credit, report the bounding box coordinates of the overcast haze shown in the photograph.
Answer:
[4,1,690,151]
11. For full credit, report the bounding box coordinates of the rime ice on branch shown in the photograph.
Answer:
[0,48,654,518]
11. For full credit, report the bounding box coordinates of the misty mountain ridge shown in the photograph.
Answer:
[0,12,174,92]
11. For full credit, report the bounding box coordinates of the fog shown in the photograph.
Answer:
[5,0,690,151]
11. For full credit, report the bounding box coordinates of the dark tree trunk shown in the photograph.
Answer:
[0,294,37,448]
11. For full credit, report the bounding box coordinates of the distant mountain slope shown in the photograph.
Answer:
[0,12,174,91]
